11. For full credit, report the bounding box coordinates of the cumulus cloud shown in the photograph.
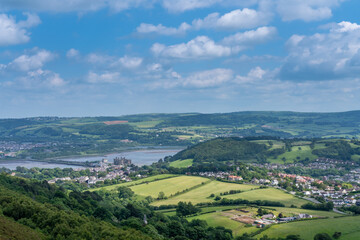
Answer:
[151,36,233,59]
[279,21,360,81]
[20,69,66,88]
[66,48,80,58]
[149,68,233,89]
[151,27,276,59]
[0,0,261,13]
[183,68,233,87]
[0,13,40,46]
[222,26,276,46]
[9,49,55,72]
[137,7,271,36]
[0,0,154,13]
[193,8,271,30]
[114,56,143,68]
[137,22,191,35]
[87,71,122,83]
[331,21,360,33]
[276,0,343,22]
[162,0,220,12]
[85,53,143,69]
[86,53,113,64]
[234,66,266,83]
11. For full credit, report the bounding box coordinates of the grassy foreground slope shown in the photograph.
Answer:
[258,215,360,239]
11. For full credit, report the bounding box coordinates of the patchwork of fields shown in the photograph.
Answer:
[92,174,308,208]
[165,205,344,237]
[89,174,355,238]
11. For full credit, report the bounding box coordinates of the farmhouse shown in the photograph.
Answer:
[228,175,243,181]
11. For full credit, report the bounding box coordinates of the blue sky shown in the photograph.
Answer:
[1,0,360,117]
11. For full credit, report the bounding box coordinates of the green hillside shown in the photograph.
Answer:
[170,137,360,165]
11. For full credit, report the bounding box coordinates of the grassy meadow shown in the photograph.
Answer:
[257,216,360,239]
[89,174,177,192]
[224,188,308,207]
[169,159,193,168]
[130,176,209,198]
[152,180,260,206]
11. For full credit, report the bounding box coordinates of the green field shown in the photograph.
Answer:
[152,180,260,206]
[152,180,306,207]
[89,174,177,192]
[224,188,308,207]
[265,207,342,218]
[269,145,318,163]
[169,159,193,168]
[130,176,209,198]
[257,216,360,239]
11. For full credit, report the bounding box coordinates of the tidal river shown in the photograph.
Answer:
[0,147,183,170]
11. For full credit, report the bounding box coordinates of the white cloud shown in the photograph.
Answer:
[162,0,220,12]
[151,36,233,59]
[86,53,113,64]
[0,0,153,13]
[235,66,266,83]
[276,0,343,22]
[87,71,122,83]
[331,21,360,33]
[10,49,55,72]
[21,69,66,88]
[193,8,271,30]
[149,68,233,89]
[183,68,233,87]
[151,27,276,59]
[222,26,276,46]
[137,22,191,35]
[147,63,163,72]
[115,55,143,68]
[279,21,360,80]
[0,13,40,46]
[85,53,143,69]
[66,48,80,58]
[137,7,271,36]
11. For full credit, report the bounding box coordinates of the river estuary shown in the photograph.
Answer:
[0,147,183,170]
